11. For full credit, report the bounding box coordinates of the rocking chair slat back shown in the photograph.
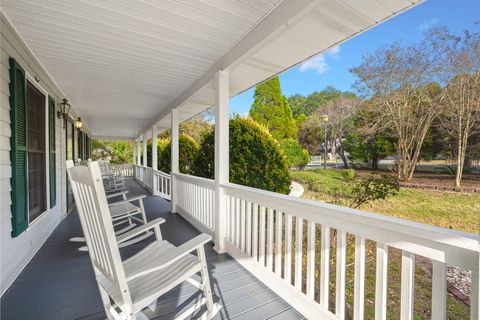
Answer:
[98,159,110,176]
[67,162,132,308]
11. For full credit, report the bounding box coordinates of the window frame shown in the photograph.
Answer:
[25,73,50,226]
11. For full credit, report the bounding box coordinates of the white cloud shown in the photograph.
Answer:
[419,18,439,31]
[299,45,340,74]
[326,45,340,57]
[299,54,328,73]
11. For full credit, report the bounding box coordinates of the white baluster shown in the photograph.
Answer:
[400,251,415,320]
[375,243,388,320]
[252,204,258,260]
[285,214,293,284]
[431,260,446,320]
[354,236,365,320]
[306,221,315,299]
[259,206,266,266]
[275,211,283,276]
[336,230,346,320]
[267,208,274,271]
[320,225,330,307]
[246,201,252,256]
[295,217,303,291]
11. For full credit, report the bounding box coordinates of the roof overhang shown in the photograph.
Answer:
[2,0,422,140]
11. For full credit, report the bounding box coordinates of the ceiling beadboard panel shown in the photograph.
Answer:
[2,0,283,138]
[2,0,420,139]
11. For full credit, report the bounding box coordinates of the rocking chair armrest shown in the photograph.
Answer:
[108,195,146,207]
[116,218,165,243]
[106,190,129,199]
[126,233,212,281]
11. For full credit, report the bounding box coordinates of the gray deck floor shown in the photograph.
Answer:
[1,180,304,320]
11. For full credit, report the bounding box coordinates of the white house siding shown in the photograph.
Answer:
[0,13,80,295]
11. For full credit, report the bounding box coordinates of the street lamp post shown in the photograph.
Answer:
[322,114,329,170]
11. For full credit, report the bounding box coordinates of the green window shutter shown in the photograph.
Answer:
[85,135,90,158]
[78,131,83,160]
[48,96,56,208]
[9,58,28,237]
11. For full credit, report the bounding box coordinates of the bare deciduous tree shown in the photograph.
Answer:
[351,27,451,181]
[437,30,480,186]
[315,96,360,167]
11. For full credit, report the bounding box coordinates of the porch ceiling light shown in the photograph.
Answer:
[75,117,83,129]
[57,98,71,128]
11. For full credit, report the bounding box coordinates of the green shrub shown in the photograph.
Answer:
[92,140,133,164]
[145,138,168,168]
[154,134,199,174]
[193,116,292,194]
[342,168,356,181]
[279,138,310,169]
[292,170,399,208]
[437,164,479,175]
[331,173,400,209]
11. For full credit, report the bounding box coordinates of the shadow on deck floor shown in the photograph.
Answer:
[1,180,304,320]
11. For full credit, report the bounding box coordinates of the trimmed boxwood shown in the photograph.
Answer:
[193,116,291,194]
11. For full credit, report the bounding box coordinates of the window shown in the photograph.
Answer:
[9,58,56,237]
[27,81,47,222]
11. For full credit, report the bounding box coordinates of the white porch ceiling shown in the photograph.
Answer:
[2,0,421,139]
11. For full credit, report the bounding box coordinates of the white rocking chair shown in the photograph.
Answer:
[67,161,220,320]
[67,160,153,249]
[99,159,126,192]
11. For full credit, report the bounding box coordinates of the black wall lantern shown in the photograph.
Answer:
[57,98,71,128]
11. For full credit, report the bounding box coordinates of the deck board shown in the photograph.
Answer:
[1,180,304,320]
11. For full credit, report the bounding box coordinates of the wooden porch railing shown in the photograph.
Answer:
[153,170,171,200]
[132,164,479,320]
[220,182,479,320]
[174,173,215,238]
[133,164,172,201]
[109,163,134,179]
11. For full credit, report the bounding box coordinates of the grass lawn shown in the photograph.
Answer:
[292,169,480,234]
[290,169,479,319]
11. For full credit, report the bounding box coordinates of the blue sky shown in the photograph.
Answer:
[229,0,480,116]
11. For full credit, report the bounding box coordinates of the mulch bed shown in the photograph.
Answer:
[356,170,480,193]
[399,182,479,193]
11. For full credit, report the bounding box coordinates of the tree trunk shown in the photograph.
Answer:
[455,131,468,187]
[340,152,349,168]
[338,143,349,168]
[371,154,379,170]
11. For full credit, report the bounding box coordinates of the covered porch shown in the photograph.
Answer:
[1,0,479,319]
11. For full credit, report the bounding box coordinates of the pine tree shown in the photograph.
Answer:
[249,76,296,140]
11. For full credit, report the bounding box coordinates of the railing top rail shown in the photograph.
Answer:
[153,169,171,178]
[222,182,479,270]
[173,173,215,189]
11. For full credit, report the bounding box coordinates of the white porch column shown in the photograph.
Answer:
[142,135,148,167]
[136,140,141,166]
[151,125,158,195]
[171,108,179,213]
[152,125,158,171]
[213,70,229,253]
